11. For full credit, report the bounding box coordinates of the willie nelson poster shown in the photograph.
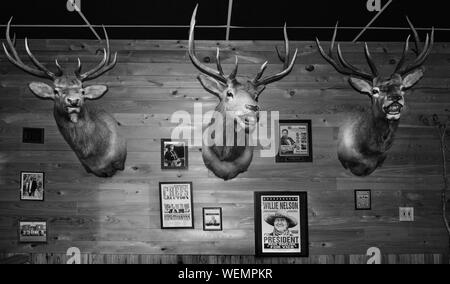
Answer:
[254,192,308,257]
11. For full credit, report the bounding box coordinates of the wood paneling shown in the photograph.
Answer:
[0,39,449,264]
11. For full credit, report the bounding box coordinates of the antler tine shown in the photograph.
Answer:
[364,43,379,77]
[253,24,298,87]
[188,5,228,84]
[394,35,411,74]
[215,48,225,76]
[396,17,434,76]
[78,25,117,81]
[3,17,58,80]
[24,38,60,78]
[316,22,375,81]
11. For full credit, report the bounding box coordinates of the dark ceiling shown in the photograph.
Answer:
[0,0,447,41]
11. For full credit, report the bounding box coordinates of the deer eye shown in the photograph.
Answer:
[226,90,234,98]
[53,89,59,95]
[372,88,380,96]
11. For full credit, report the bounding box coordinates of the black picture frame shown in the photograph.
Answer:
[254,192,309,257]
[20,172,45,201]
[276,120,313,163]
[355,190,372,210]
[18,220,48,243]
[161,139,189,170]
[159,182,194,229]
[203,207,223,231]
[22,127,45,144]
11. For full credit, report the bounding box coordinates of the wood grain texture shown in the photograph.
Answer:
[0,39,449,263]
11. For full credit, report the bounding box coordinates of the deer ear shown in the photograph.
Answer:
[348,77,373,95]
[403,68,424,89]
[198,74,226,98]
[83,85,108,100]
[28,82,55,100]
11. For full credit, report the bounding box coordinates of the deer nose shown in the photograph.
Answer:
[66,98,80,106]
[245,104,259,112]
[390,95,402,101]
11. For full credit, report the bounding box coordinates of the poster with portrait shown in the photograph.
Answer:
[159,182,194,229]
[276,120,313,163]
[203,207,223,231]
[20,172,45,201]
[161,139,189,170]
[254,192,308,257]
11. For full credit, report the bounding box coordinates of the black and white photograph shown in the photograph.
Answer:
[276,120,313,163]
[20,172,45,201]
[159,182,194,229]
[18,221,47,243]
[203,207,223,231]
[161,139,188,170]
[254,192,308,257]
[0,0,449,267]
[355,190,372,210]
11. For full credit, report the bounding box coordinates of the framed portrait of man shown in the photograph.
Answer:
[276,120,313,163]
[20,172,45,201]
[161,139,189,170]
[254,192,309,257]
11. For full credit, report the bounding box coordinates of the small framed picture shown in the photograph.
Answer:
[254,192,309,257]
[276,120,313,163]
[20,172,45,201]
[159,182,194,229]
[18,221,48,243]
[355,190,372,210]
[203,207,223,231]
[161,139,189,170]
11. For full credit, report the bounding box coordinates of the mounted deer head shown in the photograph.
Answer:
[3,18,127,178]
[316,18,434,176]
[189,5,298,180]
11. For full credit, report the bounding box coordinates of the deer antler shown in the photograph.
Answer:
[188,5,238,84]
[316,22,378,81]
[75,26,118,82]
[2,17,63,80]
[252,24,298,87]
[394,17,434,76]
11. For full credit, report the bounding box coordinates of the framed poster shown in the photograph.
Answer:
[203,207,223,231]
[276,120,313,163]
[20,172,45,201]
[254,192,308,257]
[159,182,194,229]
[18,220,48,243]
[355,190,372,210]
[161,139,189,170]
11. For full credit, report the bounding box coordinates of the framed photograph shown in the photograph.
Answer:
[18,221,47,243]
[276,120,313,163]
[254,192,309,257]
[161,139,189,170]
[355,190,372,210]
[20,172,45,201]
[203,207,223,231]
[159,182,194,229]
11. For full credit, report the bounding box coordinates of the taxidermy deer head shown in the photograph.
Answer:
[189,5,298,180]
[3,18,127,178]
[316,18,434,176]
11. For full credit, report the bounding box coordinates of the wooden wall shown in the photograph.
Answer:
[0,38,449,264]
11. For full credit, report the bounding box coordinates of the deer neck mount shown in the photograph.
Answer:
[316,18,434,177]
[189,5,298,181]
[3,18,127,178]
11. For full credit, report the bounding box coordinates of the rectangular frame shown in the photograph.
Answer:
[18,220,48,243]
[161,139,189,170]
[20,171,45,201]
[203,207,223,231]
[159,182,194,229]
[276,120,313,163]
[22,127,45,144]
[254,191,309,257]
[354,190,372,210]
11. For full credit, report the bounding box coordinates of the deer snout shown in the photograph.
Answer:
[66,97,81,107]
[389,95,403,102]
